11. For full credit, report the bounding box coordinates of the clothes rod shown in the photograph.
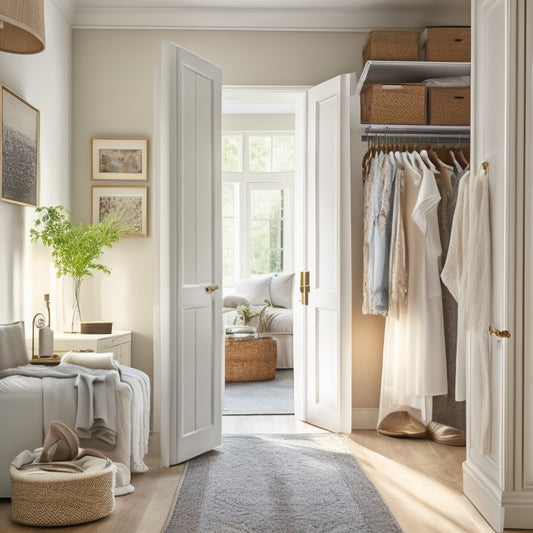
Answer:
[362,133,470,143]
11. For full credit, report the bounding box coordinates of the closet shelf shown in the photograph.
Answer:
[356,60,471,94]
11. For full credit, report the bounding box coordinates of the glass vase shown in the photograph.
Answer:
[62,277,82,333]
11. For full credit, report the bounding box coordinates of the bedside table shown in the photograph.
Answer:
[53,330,132,366]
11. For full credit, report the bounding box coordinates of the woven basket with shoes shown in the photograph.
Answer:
[10,421,116,527]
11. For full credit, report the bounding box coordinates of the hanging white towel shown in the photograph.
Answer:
[441,166,491,453]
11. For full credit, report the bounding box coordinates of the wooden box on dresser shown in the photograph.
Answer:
[467,0,533,531]
[53,330,132,366]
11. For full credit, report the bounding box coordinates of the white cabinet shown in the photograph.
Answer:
[53,330,132,366]
[466,0,533,530]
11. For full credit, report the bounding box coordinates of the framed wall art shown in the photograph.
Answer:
[0,85,40,206]
[92,185,148,236]
[91,137,148,181]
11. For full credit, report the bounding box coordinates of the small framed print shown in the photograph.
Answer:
[91,137,148,181]
[0,85,40,206]
[92,186,148,237]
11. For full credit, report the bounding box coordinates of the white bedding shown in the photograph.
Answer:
[0,365,150,497]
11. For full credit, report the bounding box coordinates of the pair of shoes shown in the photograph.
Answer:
[38,421,79,463]
[377,411,427,438]
[427,421,466,446]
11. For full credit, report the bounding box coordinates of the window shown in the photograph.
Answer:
[222,131,294,287]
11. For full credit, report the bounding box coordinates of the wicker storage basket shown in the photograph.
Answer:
[424,27,470,62]
[360,83,426,125]
[363,30,422,63]
[10,457,115,527]
[427,87,470,125]
[225,336,277,382]
[80,321,113,334]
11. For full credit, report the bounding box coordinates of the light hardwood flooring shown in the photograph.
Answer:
[0,416,530,533]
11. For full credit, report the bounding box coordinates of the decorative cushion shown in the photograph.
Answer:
[270,273,295,309]
[61,351,117,370]
[234,277,272,306]
[0,321,29,370]
[223,295,250,309]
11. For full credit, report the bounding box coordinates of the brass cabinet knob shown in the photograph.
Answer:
[205,285,219,293]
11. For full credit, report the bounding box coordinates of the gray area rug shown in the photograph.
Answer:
[164,434,402,533]
[223,369,294,415]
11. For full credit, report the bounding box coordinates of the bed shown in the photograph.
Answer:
[0,321,150,497]
[223,273,294,368]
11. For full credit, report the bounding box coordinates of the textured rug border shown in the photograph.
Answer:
[161,461,190,533]
[164,433,402,533]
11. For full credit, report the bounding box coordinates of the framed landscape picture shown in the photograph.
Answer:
[0,85,40,206]
[91,137,148,181]
[92,186,148,236]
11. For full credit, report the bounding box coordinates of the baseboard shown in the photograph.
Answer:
[463,459,504,532]
[352,408,379,429]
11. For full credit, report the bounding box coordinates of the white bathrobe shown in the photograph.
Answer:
[441,166,491,453]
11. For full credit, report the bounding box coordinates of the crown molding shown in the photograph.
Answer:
[71,6,470,31]
[53,0,75,23]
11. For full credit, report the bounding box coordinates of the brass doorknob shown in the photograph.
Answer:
[489,325,511,338]
[205,285,219,293]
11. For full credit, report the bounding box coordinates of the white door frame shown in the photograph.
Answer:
[222,86,308,420]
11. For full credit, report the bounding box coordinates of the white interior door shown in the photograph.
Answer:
[159,42,222,465]
[302,74,353,433]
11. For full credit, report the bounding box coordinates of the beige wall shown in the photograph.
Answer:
[0,0,71,333]
[72,28,386,413]
[222,114,295,131]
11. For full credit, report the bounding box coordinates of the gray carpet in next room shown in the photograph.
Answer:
[223,369,294,415]
[164,434,402,533]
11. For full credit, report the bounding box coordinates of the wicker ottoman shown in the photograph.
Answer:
[10,456,115,526]
[225,336,277,382]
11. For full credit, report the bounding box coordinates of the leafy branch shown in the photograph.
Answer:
[30,205,123,282]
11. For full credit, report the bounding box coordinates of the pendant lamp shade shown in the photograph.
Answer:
[0,0,45,54]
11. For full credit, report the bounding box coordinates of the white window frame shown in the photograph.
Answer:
[222,130,294,282]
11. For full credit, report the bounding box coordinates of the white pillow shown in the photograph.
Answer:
[234,277,272,306]
[270,273,295,309]
[61,351,118,370]
[0,321,29,370]
[223,295,250,308]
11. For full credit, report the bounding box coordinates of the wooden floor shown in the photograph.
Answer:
[0,416,529,532]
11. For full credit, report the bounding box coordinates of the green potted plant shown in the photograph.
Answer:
[30,205,123,333]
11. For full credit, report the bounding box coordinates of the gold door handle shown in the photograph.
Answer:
[489,325,511,338]
[205,285,219,293]
[300,271,310,306]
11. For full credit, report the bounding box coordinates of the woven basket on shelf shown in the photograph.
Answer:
[360,83,426,125]
[363,30,422,63]
[427,87,470,126]
[10,457,115,527]
[424,27,470,62]
[225,336,277,382]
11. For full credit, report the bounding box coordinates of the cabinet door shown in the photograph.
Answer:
[466,0,533,530]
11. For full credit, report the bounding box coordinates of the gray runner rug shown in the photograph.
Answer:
[164,434,402,532]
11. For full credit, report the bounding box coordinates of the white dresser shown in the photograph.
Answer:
[53,330,132,366]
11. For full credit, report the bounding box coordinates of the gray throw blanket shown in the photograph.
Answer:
[0,364,119,445]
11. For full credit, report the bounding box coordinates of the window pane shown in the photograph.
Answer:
[249,136,272,172]
[251,220,282,249]
[250,249,283,275]
[250,189,283,219]
[273,135,294,172]
[223,183,239,287]
[249,188,284,275]
[222,135,242,172]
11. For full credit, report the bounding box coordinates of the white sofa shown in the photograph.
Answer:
[223,273,294,368]
[0,321,149,497]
